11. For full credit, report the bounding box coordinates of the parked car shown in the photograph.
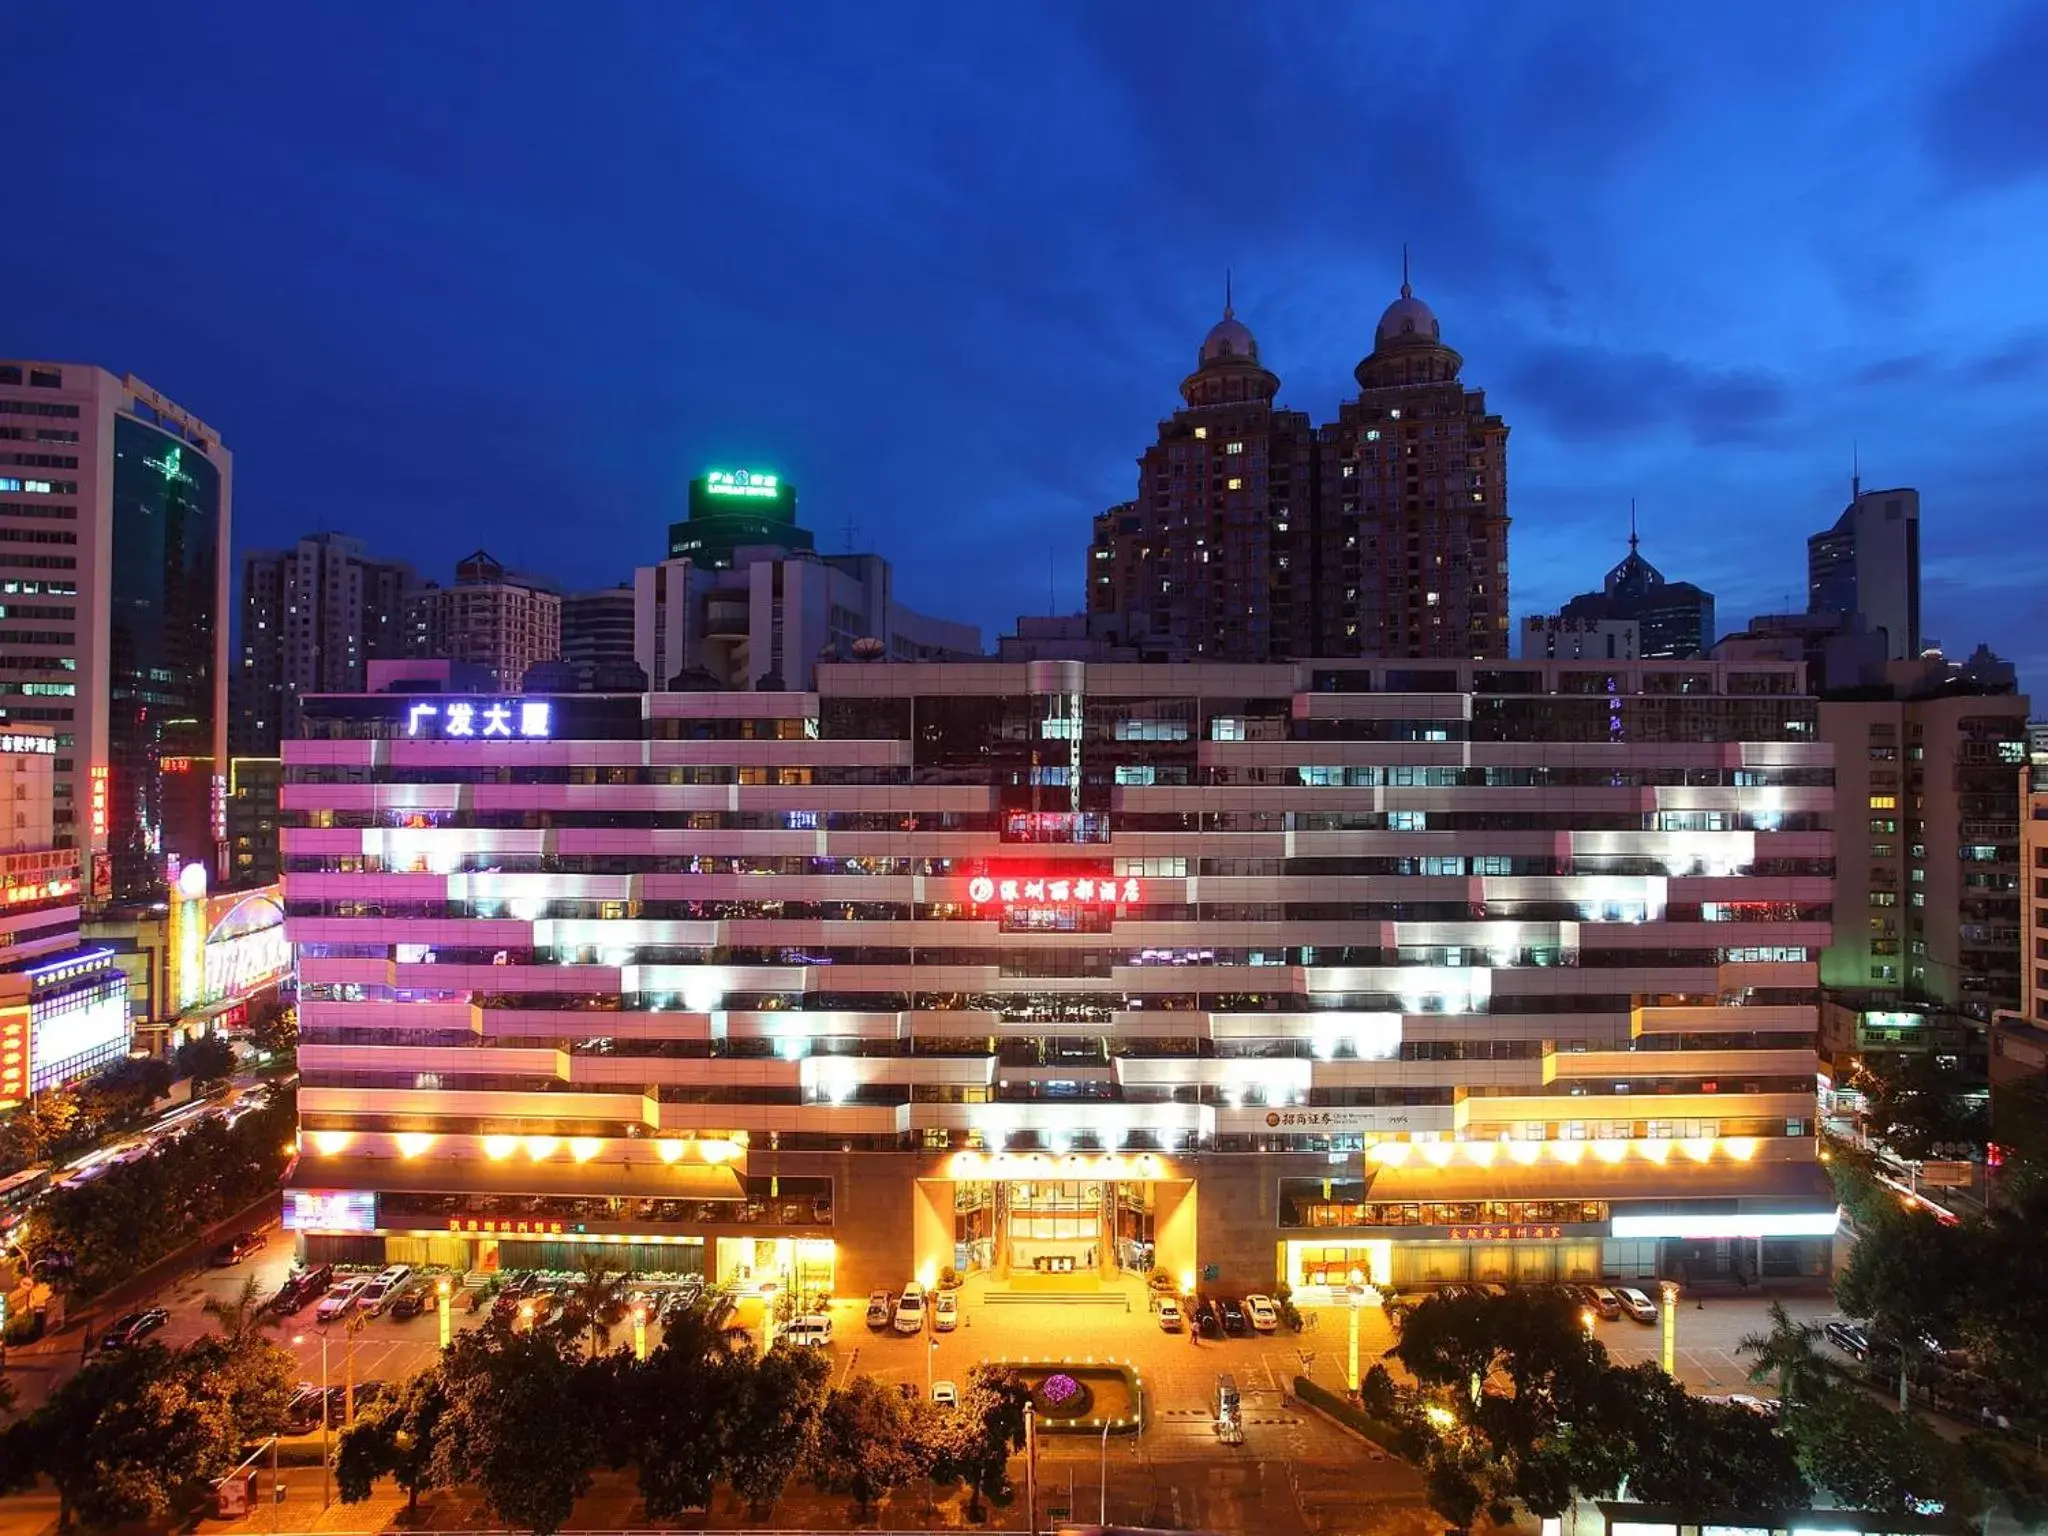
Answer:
[934,1290,959,1331]
[1193,1296,1223,1337]
[283,1385,330,1434]
[1825,1320,1876,1360]
[1244,1293,1279,1332]
[1157,1296,1184,1332]
[491,1273,540,1320]
[97,1308,169,1351]
[359,1265,415,1318]
[314,1277,371,1324]
[208,1231,265,1266]
[1586,1286,1623,1320]
[1616,1287,1658,1324]
[389,1286,430,1321]
[1725,1393,1779,1417]
[658,1281,704,1325]
[1219,1297,1249,1335]
[271,1263,335,1315]
[893,1283,926,1334]
[931,1380,958,1408]
[783,1314,834,1348]
[866,1289,895,1329]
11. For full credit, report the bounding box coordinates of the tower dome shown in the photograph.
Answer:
[1200,312,1260,365]
[1375,284,1440,347]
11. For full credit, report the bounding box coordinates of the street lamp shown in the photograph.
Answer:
[435,1276,451,1351]
[1580,1308,1596,1341]
[293,1331,331,1510]
[632,1302,648,1362]
[1098,1417,1111,1525]
[1345,1269,1366,1393]
[1660,1280,1681,1376]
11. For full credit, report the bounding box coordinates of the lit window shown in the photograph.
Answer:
[1227,477,1243,491]
[1868,794,1897,810]
[1226,441,1244,455]
[1193,427,1208,439]
[1389,409,1402,420]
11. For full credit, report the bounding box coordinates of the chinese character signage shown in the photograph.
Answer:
[1445,1225,1565,1242]
[283,1190,378,1233]
[405,700,553,740]
[704,468,781,499]
[967,874,1139,910]
[446,1216,567,1235]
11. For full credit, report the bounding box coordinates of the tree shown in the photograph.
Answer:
[1628,1388,1810,1508]
[812,1373,922,1518]
[433,1328,597,1536]
[928,1363,1031,1520]
[1790,1385,1965,1513]
[1854,1051,1988,1161]
[247,999,298,1065]
[1737,1300,1831,1414]
[173,1034,239,1087]
[1835,1202,1972,1408]
[19,1345,238,1530]
[336,1369,451,1517]
[625,1334,744,1518]
[724,1344,831,1517]
[557,1258,629,1357]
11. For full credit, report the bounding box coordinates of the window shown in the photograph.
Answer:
[1193,427,1207,440]
[1868,794,1897,810]
[1226,441,1243,455]
[1227,478,1243,491]
[1870,819,1897,834]
[1388,811,1427,831]
[28,369,60,389]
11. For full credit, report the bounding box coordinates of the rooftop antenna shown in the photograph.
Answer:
[1224,268,1233,318]
[1401,242,1412,298]
[841,514,860,554]
[1851,440,1862,502]
[1629,498,1639,553]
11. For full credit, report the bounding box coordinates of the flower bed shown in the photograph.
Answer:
[1000,1359,1144,1434]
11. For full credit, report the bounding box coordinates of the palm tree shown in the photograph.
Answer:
[202,1273,281,1351]
[1737,1300,1828,1414]
[560,1259,629,1355]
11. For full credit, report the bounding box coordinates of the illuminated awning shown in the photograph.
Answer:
[290,1157,747,1203]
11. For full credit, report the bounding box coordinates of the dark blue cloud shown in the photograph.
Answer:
[4,0,2045,684]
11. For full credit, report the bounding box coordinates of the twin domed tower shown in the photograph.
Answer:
[1089,264,1509,662]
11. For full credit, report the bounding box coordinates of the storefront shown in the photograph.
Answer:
[714,1235,836,1297]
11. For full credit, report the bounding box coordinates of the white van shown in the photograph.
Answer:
[359,1265,415,1318]
[784,1314,834,1348]
[893,1283,926,1334]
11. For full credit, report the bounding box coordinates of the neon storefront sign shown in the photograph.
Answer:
[284,1190,378,1233]
[405,700,552,739]
[967,875,1139,907]
[704,469,781,498]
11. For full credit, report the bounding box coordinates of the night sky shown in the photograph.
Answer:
[11,3,2048,681]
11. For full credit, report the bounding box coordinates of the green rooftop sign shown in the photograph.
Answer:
[704,469,781,499]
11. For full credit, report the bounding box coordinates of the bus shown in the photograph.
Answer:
[0,1166,50,1246]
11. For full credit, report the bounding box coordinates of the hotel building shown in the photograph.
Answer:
[0,361,232,900]
[283,658,1837,1297]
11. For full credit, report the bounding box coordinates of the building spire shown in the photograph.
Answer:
[1852,438,1861,502]
[1401,242,1412,299]
[1224,267,1233,319]
[1629,498,1639,553]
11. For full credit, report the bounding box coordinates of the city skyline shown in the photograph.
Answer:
[7,4,2047,687]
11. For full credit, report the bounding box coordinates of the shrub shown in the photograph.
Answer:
[938,1265,960,1290]
[1292,1375,1424,1460]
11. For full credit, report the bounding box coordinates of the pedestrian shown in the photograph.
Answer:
[1189,1321,1199,1347]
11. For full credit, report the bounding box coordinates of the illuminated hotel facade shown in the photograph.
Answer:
[283,658,1838,1296]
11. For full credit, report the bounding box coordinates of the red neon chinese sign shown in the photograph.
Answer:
[967,875,1139,907]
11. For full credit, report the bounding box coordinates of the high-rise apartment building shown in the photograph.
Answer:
[235,533,419,754]
[1808,486,1920,662]
[1087,273,1509,661]
[1317,273,1511,659]
[1533,523,1716,660]
[1817,677,2026,1020]
[282,657,1835,1295]
[0,362,230,901]
[561,585,639,687]
[1086,295,1317,659]
[405,549,561,691]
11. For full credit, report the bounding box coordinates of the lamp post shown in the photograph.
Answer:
[1660,1280,1680,1376]
[1098,1417,1110,1525]
[1024,1402,1038,1536]
[1581,1307,1596,1342]
[295,1331,331,1510]
[344,1312,362,1427]
[436,1276,451,1351]
[632,1302,648,1362]
[1345,1270,1366,1393]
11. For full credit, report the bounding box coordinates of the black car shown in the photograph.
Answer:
[389,1286,430,1320]
[209,1231,265,1266]
[283,1385,329,1434]
[1825,1320,1876,1360]
[1218,1297,1249,1335]
[659,1280,705,1325]
[270,1263,334,1316]
[98,1308,169,1351]
[1192,1296,1223,1337]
